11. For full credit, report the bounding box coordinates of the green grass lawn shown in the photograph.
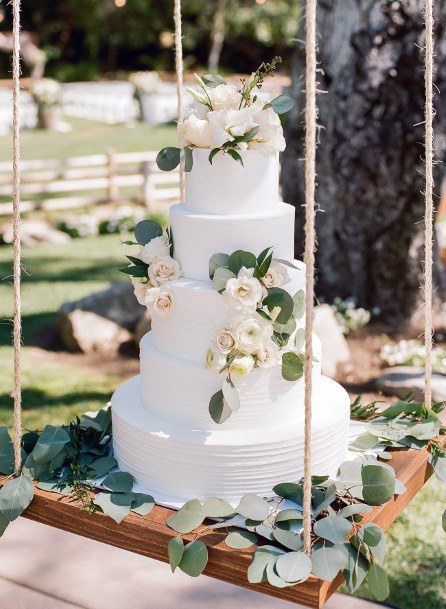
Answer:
[0,232,445,609]
[0,117,177,162]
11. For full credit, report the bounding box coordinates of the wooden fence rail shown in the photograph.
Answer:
[0,150,180,215]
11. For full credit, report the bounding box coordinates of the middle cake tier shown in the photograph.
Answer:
[140,332,322,432]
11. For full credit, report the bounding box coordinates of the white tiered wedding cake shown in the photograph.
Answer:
[112,67,350,504]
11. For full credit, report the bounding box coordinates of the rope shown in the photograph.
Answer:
[424,0,434,410]
[302,0,318,556]
[12,0,23,476]
[174,0,185,201]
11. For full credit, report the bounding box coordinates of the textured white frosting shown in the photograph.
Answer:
[150,260,305,364]
[112,375,350,504]
[185,149,280,215]
[170,202,295,281]
[140,332,322,431]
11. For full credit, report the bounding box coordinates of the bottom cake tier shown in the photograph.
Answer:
[112,375,350,505]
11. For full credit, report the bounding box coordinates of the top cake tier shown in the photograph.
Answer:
[185,149,280,215]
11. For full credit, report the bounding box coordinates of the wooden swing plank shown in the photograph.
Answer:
[1,442,442,609]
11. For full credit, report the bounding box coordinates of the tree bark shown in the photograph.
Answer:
[282,0,446,327]
[208,0,228,72]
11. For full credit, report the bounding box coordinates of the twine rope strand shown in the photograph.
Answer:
[302,0,318,556]
[174,0,185,201]
[12,0,23,476]
[424,0,434,410]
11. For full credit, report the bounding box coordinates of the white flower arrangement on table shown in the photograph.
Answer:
[129,71,161,95]
[205,248,306,424]
[155,57,294,172]
[120,219,182,318]
[29,78,62,107]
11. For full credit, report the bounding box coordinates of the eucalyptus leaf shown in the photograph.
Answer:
[314,515,353,544]
[312,484,337,518]
[202,74,226,88]
[131,493,155,516]
[102,471,134,493]
[272,527,303,551]
[94,492,133,524]
[361,465,395,506]
[337,503,372,518]
[294,328,305,352]
[0,511,9,538]
[166,499,205,534]
[282,352,305,382]
[182,146,193,172]
[236,493,270,521]
[212,267,236,292]
[267,94,294,114]
[156,146,181,172]
[293,290,305,320]
[222,378,240,412]
[202,497,235,518]
[366,564,390,601]
[349,432,380,452]
[0,427,14,475]
[209,253,229,279]
[179,540,208,577]
[343,543,369,593]
[227,250,257,275]
[266,559,297,588]
[48,448,67,476]
[134,219,163,245]
[0,475,34,521]
[36,479,73,495]
[209,390,233,424]
[442,509,446,532]
[225,530,258,549]
[354,523,386,565]
[32,425,70,465]
[380,400,424,419]
[274,258,300,270]
[275,551,312,583]
[22,453,52,481]
[264,288,294,324]
[275,508,303,523]
[247,546,285,584]
[89,456,118,478]
[168,537,184,572]
[273,482,303,505]
[311,542,348,582]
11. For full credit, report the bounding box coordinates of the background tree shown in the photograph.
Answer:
[282,0,446,327]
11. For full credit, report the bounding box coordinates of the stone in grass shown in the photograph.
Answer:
[58,310,133,355]
[376,366,446,403]
[313,304,352,379]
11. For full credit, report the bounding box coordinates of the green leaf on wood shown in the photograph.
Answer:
[236,493,270,521]
[32,425,70,465]
[168,537,184,572]
[89,456,118,478]
[366,564,390,601]
[311,543,348,582]
[131,493,155,516]
[166,499,205,534]
[202,497,235,518]
[313,515,353,544]
[102,471,134,493]
[275,551,312,583]
[361,464,395,506]
[247,546,285,584]
[179,540,208,577]
[94,492,133,524]
[272,527,303,551]
[225,530,258,549]
[0,475,34,521]
[0,427,14,475]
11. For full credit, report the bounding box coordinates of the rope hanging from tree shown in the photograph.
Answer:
[424,0,434,411]
[174,0,185,202]
[12,0,23,477]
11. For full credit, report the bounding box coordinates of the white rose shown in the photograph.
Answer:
[208,84,243,111]
[223,275,263,312]
[232,314,272,355]
[148,256,182,286]
[256,340,280,368]
[178,113,212,148]
[249,107,285,155]
[205,348,227,371]
[229,354,255,376]
[145,286,175,317]
[261,260,290,289]
[131,276,149,306]
[208,107,259,149]
[216,330,236,354]
[138,235,171,264]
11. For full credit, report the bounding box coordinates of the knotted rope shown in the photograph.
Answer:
[174,0,185,201]
[12,0,23,476]
[302,0,318,556]
[424,0,434,410]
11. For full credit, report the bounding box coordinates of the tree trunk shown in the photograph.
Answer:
[282,0,446,327]
[208,0,228,72]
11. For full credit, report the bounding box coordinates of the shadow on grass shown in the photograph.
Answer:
[0,257,120,284]
[0,387,113,413]
[1,312,58,347]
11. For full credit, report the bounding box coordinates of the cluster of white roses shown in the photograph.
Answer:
[178,83,285,156]
[131,235,182,317]
[30,78,62,106]
[206,261,290,376]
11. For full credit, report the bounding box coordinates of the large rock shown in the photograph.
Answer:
[313,304,352,379]
[1,220,70,246]
[58,282,145,353]
[58,310,133,355]
[134,312,152,346]
[376,366,446,403]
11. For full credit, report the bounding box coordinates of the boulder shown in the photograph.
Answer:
[313,304,352,379]
[134,312,152,346]
[1,220,70,246]
[376,366,446,403]
[58,309,133,355]
[59,282,145,331]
